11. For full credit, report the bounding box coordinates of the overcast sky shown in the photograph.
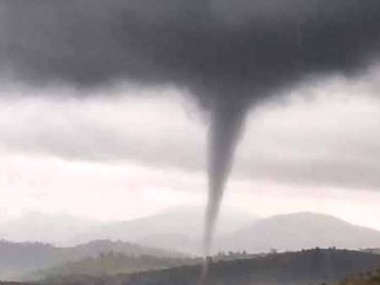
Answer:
[1,69,380,230]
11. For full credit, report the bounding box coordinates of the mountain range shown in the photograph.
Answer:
[69,206,255,254]
[218,212,380,253]
[0,211,101,245]
[1,209,380,255]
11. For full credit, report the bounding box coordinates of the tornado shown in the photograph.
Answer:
[204,97,249,255]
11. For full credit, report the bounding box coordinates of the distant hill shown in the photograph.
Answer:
[0,239,181,281]
[3,211,380,258]
[0,212,101,245]
[0,207,256,254]
[219,212,380,253]
[37,249,380,285]
[70,206,256,254]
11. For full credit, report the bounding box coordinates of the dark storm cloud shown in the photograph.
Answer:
[1,0,380,255]
[1,0,380,99]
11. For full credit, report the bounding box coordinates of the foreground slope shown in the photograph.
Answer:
[336,269,380,285]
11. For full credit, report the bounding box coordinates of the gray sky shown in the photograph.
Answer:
[1,70,380,230]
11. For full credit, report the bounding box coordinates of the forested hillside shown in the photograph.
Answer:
[0,239,180,281]
[35,252,198,280]
[38,249,380,285]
